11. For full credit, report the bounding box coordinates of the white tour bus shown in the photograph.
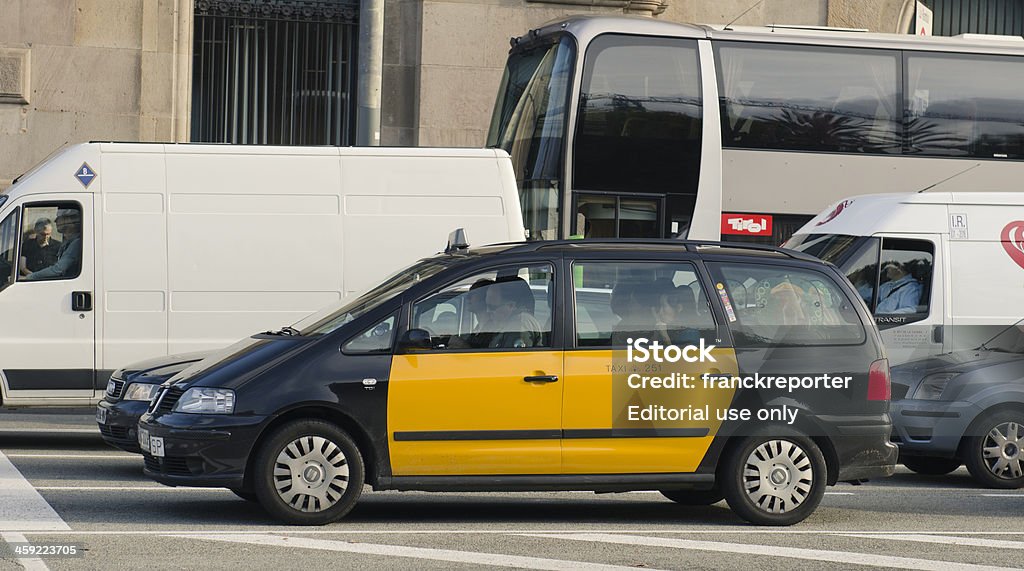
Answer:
[0,143,525,407]
[489,16,1024,244]
[785,192,1024,365]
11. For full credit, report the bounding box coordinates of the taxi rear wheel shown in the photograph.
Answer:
[721,429,826,526]
[659,489,725,505]
[253,420,365,525]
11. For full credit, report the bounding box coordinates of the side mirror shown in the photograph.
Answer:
[398,328,432,351]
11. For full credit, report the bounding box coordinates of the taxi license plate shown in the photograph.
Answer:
[150,436,165,458]
[139,428,150,452]
[95,407,107,425]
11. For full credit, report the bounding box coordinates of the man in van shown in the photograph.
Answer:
[876,261,921,314]
[24,209,82,281]
[18,218,61,276]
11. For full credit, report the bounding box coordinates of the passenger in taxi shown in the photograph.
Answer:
[485,277,543,349]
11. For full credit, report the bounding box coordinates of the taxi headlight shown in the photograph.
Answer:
[913,373,958,400]
[173,388,235,414]
[123,383,162,402]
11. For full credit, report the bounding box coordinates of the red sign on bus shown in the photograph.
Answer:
[721,213,773,236]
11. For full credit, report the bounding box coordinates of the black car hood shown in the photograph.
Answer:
[118,351,212,383]
[165,334,312,390]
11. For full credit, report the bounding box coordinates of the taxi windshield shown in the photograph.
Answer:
[294,257,455,336]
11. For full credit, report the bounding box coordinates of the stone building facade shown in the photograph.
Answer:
[0,0,913,188]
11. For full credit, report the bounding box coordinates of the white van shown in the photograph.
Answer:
[0,143,525,406]
[785,192,1024,365]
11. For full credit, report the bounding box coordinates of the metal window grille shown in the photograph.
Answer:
[191,0,360,145]
[918,0,1024,36]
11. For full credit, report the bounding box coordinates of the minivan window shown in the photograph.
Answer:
[342,314,397,354]
[571,261,717,347]
[296,258,453,336]
[0,208,18,291]
[708,262,865,347]
[412,263,554,350]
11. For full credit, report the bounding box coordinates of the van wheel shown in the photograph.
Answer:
[660,489,724,505]
[965,411,1024,489]
[721,430,826,526]
[901,456,960,476]
[253,420,364,525]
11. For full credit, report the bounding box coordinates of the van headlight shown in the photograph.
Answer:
[123,383,162,402]
[173,388,235,414]
[914,373,958,400]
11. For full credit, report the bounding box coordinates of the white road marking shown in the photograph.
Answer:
[0,428,97,434]
[15,529,1024,537]
[980,494,1024,497]
[839,534,1024,550]
[521,533,1017,571]
[1,532,50,571]
[0,452,69,532]
[824,492,856,495]
[174,533,665,571]
[6,455,136,460]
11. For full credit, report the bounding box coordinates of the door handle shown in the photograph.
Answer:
[524,375,559,383]
[932,325,943,344]
[72,291,93,312]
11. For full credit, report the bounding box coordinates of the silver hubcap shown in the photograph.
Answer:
[743,440,814,514]
[274,436,350,512]
[983,422,1024,480]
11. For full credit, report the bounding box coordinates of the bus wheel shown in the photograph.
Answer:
[965,411,1024,489]
[901,456,960,476]
[253,420,364,525]
[721,429,826,526]
[659,489,724,506]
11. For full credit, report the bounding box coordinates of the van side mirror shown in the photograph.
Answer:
[398,328,432,351]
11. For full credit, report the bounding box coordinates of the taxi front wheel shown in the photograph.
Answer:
[253,420,365,525]
[721,429,826,526]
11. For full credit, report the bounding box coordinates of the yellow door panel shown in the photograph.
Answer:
[561,348,738,474]
[388,351,563,476]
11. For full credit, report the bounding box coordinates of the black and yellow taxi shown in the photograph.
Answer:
[138,234,896,526]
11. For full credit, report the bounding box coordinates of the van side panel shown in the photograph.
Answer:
[339,154,524,296]
[946,204,1024,350]
[98,150,170,369]
[163,151,344,353]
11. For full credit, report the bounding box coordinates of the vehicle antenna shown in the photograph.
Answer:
[916,163,981,193]
[724,0,764,30]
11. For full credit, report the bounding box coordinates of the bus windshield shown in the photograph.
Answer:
[486,36,575,240]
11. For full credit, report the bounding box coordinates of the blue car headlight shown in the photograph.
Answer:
[913,372,958,400]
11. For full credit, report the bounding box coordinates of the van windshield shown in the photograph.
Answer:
[293,257,454,336]
[786,233,881,307]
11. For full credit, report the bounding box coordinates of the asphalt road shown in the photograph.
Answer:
[2,409,1023,571]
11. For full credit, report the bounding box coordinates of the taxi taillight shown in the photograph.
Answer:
[867,359,891,401]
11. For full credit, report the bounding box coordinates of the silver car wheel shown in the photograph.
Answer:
[274,435,350,513]
[982,422,1024,480]
[743,439,814,514]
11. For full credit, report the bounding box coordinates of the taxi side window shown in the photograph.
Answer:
[342,315,396,354]
[709,262,865,347]
[875,238,933,316]
[411,263,554,351]
[0,208,18,291]
[572,261,718,348]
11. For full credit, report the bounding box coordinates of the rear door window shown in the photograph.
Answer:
[571,261,718,348]
[707,262,865,347]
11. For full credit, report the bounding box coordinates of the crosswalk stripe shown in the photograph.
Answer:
[0,452,69,531]
[174,533,665,571]
[1,532,50,571]
[838,533,1024,550]
[521,533,1018,571]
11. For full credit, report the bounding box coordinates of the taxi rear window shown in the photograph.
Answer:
[707,262,865,347]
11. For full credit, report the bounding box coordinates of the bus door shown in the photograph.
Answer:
[872,234,945,365]
[573,193,665,238]
[0,196,97,403]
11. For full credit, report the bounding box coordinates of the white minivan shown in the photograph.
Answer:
[785,192,1024,365]
[0,143,525,406]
